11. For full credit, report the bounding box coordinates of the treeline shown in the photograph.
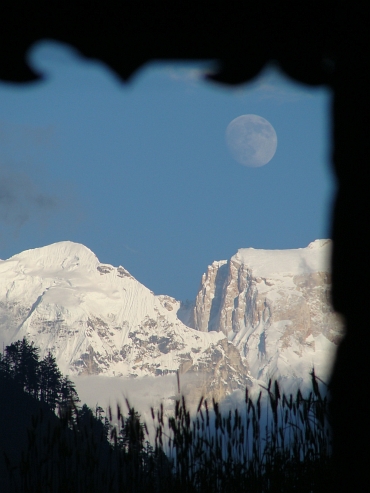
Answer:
[0,338,166,493]
[0,337,79,411]
[0,338,333,493]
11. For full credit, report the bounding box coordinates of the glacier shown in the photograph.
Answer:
[0,241,249,402]
[0,240,343,405]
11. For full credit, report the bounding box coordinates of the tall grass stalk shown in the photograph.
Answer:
[5,370,332,493]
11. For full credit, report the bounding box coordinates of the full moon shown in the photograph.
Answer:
[226,114,277,167]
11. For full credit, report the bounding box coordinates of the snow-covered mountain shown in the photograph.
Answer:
[0,242,249,401]
[187,239,343,389]
[0,240,342,400]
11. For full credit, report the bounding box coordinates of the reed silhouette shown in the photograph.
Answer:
[1,339,332,492]
[1,2,369,488]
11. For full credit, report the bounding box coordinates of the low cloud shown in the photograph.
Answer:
[0,167,58,227]
[250,68,315,103]
[158,63,316,103]
[0,120,63,235]
[166,66,205,83]
[0,121,55,156]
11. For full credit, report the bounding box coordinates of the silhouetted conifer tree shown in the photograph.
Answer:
[0,350,11,379]
[58,374,80,417]
[0,339,80,416]
[2,338,40,397]
[38,351,62,411]
[95,405,110,440]
[119,406,146,456]
[77,404,109,444]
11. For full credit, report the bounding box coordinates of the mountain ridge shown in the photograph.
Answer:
[0,241,250,402]
[0,240,343,400]
[190,239,342,388]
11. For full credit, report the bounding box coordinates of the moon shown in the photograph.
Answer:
[226,114,277,167]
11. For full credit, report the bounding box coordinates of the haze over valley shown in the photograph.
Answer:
[0,239,342,413]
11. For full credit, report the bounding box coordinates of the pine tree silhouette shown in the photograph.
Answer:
[1,338,40,396]
[38,351,62,411]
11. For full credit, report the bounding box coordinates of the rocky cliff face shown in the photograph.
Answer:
[0,240,342,398]
[190,240,343,386]
[0,242,249,401]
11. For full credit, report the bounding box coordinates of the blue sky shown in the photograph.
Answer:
[0,40,334,300]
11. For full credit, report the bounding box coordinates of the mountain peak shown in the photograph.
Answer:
[0,239,342,398]
[4,241,100,275]
[191,239,342,388]
[234,239,332,277]
[0,241,248,401]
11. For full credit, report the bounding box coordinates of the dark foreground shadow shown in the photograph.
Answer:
[1,1,369,489]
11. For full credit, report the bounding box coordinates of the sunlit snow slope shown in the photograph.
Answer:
[0,242,249,400]
[191,240,343,388]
